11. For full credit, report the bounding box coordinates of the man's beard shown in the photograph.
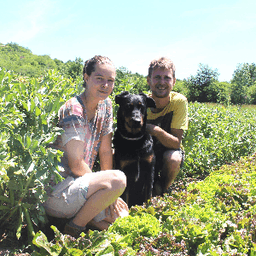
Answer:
[152,87,170,98]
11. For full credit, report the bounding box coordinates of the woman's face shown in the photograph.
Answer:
[84,63,116,101]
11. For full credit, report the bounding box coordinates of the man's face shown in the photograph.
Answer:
[147,68,176,98]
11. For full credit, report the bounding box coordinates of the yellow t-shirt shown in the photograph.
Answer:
[147,91,188,135]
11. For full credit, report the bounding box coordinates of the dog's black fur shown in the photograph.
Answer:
[113,91,156,207]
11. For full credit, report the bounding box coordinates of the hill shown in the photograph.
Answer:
[1,42,256,105]
[0,42,82,78]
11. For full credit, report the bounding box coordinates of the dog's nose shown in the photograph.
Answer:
[131,114,142,127]
[132,111,141,120]
[133,117,141,123]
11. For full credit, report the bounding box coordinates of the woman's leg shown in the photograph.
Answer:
[72,169,126,228]
[87,219,111,230]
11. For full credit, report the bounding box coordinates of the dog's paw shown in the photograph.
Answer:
[153,181,163,196]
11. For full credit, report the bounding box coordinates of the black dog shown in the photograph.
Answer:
[113,91,156,207]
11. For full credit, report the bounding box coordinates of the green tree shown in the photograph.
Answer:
[173,79,188,98]
[65,57,84,80]
[230,82,247,104]
[247,83,256,104]
[214,81,231,105]
[185,64,219,102]
[231,63,256,88]
[115,67,148,94]
[53,58,65,73]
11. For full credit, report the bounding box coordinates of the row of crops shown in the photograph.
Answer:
[0,68,256,255]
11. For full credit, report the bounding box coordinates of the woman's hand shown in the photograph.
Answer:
[105,198,129,223]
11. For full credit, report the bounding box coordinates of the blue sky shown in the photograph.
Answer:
[1,0,256,81]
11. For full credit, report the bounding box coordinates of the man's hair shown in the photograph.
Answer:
[148,57,176,78]
[83,55,114,88]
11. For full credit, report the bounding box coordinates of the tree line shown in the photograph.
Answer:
[1,42,256,105]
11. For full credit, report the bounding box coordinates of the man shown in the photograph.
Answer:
[146,57,188,195]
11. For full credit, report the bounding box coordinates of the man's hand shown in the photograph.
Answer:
[146,124,183,149]
[146,124,157,136]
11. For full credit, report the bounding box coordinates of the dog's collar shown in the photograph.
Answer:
[118,130,144,141]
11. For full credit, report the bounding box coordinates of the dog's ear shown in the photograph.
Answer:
[146,96,156,108]
[139,92,156,108]
[115,91,130,105]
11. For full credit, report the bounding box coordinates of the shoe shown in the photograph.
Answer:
[63,223,86,238]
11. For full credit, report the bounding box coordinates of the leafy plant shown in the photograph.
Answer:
[0,69,79,243]
[183,102,256,177]
[1,64,256,254]
[108,213,161,241]
[32,155,256,255]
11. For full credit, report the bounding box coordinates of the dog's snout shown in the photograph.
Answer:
[132,118,141,126]
[132,110,141,119]
[131,111,142,124]
[132,115,141,122]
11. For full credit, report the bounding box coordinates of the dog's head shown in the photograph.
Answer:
[115,91,156,137]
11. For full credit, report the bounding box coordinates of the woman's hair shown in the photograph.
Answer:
[83,55,114,88]
[148,57,176,79]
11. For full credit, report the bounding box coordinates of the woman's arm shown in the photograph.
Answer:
[65,139,92,176]
[99,133,129,216]
[99,132,113,170]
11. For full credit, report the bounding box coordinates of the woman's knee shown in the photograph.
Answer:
[86,170,127,201]
[109,170,127,192]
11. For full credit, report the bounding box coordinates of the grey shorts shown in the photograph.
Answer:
[43,173,107,222]
[155,145,185,173]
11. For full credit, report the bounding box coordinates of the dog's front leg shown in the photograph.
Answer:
[144,154,155,202]
[145,168,154,203]
[121,186,129,206]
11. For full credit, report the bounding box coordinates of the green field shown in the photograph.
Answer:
[0,69,256,255]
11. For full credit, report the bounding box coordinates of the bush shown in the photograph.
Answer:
[183,102,256,177]
[0,69,80,243]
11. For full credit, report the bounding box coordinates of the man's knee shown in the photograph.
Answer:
[163,150,182,168]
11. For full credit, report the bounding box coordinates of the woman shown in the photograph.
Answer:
[44,55,128,237]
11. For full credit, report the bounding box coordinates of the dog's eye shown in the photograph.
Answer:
[125,103,133,110]
[137,102,143,109]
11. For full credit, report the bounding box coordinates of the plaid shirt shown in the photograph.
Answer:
[55,95,113,177]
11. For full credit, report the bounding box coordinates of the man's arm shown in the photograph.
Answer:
[146,124,183,149]
[99,132,113,170]
[66,139,92,176]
